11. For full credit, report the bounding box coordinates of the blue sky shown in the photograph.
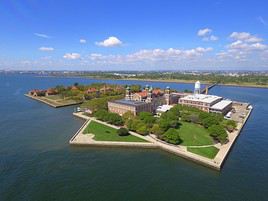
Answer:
[0,0,267,71]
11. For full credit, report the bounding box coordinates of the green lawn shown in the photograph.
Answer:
[83,121,147,142]
[187,146,219,159]
[178,122,214,146]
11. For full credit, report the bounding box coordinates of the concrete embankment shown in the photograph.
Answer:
[215,107,253,168]
[70,110,252,171]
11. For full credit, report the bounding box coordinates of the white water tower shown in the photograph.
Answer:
[194,81,201,94]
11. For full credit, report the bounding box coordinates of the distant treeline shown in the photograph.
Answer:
[78,72,268,86]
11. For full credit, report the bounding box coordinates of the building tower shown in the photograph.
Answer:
[125,86,131,100]
[146,86,153,103]
[165,86,171,105]
[194,81,201,95]
[145,84,149,92]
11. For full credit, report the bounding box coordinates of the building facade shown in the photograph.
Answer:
[108,85,171,116]
[179,94,223,112]
[108,99,152,116]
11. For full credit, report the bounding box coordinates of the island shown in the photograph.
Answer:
[26,81,252,170]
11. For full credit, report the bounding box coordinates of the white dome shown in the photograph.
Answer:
[195,81,201,89]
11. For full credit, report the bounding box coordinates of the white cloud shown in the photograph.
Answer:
[197,28,212,37]
[80,39,86,44]
[203,35,219,41]
[230,32,263,43]
[88,47,213,64]
[63,53,81,60]
[34,33,50,39]
[96,36,122,47]
[216,31,267,63]
[209,35,218,41]
[39,47,54,52]
[197,28,218,41]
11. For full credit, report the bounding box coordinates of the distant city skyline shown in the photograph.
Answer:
[0,0,267,70]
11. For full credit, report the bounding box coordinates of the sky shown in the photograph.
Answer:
[0,0,268,71]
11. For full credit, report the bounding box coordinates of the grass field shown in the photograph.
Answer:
[178,122,214,146]
[187,146,219,159]
[39,96,81,106]
[83,121,147,142]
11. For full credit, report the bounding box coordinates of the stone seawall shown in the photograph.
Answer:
[70,110,253,171]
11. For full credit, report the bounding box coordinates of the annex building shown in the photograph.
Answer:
[178,81,232,115]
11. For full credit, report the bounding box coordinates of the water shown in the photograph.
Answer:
[0,74,267,201]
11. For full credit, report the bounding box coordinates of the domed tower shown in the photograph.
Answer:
[125,86,131,100]
[145,84,149,92]
[194,81,201,95]
[165,86,171,105]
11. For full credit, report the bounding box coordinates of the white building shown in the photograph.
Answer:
[179,94,222,112]
[209,100,233,115]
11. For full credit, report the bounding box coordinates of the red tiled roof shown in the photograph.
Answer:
[71,86,78,90]
[136,91,148,98]
[87,88,97,93]
[152,89,163,95]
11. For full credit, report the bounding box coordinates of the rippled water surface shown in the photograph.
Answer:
[0,74,267,201]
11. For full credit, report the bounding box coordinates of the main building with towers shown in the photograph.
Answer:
[108,85,180,116]
[108,81,232,116]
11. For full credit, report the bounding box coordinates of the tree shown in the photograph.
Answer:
[150,124,164,136]
[202,116,219,128]
[138,112,156,126]
[162,128,182,145]
[117,128,129,136]
[221,120,237,132]
[208,125,228,144]
[122,111,135,122]
[107,113,124,126]
[94,109,108,121]
[130,84,141,92]
[136,123,149,135]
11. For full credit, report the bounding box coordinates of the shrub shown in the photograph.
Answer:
[162,128,182,145]
[208,125,228,144]
[107,113,124,126]
[202,116,219,128]
[150,124,165,136]
[136,124,149,135]
[117,128,129,136]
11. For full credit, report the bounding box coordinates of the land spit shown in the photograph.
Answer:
[70,108,252,171]
[25,94,82,108]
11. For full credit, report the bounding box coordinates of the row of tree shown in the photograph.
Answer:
[94,109,124,126]
[91,103,236,145]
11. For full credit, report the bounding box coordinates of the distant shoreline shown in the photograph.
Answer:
[35,75,268,89]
